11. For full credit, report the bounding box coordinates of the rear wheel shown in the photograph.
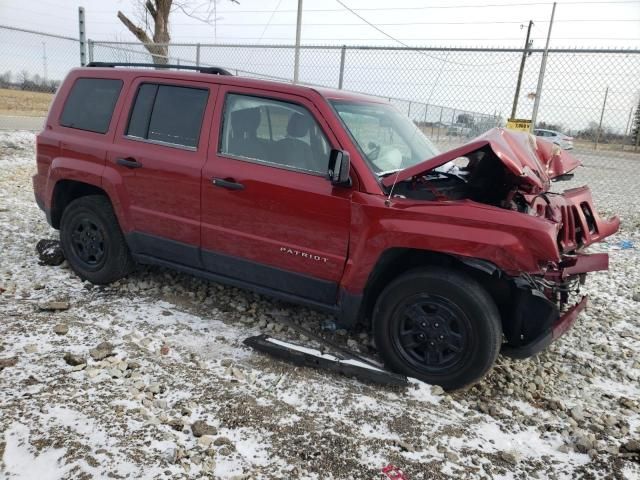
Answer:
[60,195,134,284]
[373,267,502,390]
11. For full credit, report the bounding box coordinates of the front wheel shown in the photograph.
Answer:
[59,195,134,284]
[373,268,502,390]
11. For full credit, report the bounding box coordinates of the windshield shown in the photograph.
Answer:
[330,100,439,176]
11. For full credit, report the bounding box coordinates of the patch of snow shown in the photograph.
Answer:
[2,423,69,480]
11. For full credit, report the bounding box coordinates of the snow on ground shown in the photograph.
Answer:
[0,131,639,479]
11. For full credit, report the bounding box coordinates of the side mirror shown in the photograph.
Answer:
[328,149,351,186]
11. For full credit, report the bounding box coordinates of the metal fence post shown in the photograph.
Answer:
[594,86,609,150]
[88,39,94,63]
[423,104,429,132]
[530,2,556,131]
[338,45,346,89]
[78,6,86,66]
[196,43,201,66]
[437,107,443,142]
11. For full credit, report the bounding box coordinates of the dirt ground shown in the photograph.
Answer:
[0,89,53,117]
[0,131,639,479]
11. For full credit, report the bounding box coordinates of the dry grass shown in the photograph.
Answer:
[0,88,53,117]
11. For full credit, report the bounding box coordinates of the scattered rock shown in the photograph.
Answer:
[53,323,69,335]
[38,300,70,311]
[220,358,233,367]
[431,385,445,396]
[147,382,161,394]
[166,419,184,432]
[63,352,86,366]
[160,344,170,355]
[162,447,178,463]
[218,445,234,457]
[213,436,233,448]
[394,439,416,452]
[570,406,585,422]
[445,451,459,462]
[231,367,246,382]
[23,344,37,354]
[36,239,65,266]
[0,357,18,370]
[90,342,114,361]
[574,434,595,453]
[499,451,519,465]
[622,439,640,453]
[191,420,217,438]
[198,435,215,448]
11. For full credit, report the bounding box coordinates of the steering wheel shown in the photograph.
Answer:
[366,141,381,160]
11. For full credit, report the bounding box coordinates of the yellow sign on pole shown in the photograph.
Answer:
[506,118,532,132]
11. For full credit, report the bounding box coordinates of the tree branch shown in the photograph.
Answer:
[145,0,157,17]
[117,10,153,44]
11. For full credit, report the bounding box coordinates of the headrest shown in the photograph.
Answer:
[231,107,261,135]
[286,112,311,138]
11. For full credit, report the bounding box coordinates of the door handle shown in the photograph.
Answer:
[116,157,142,169]
[211,177,244,191]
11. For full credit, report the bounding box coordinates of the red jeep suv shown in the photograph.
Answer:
[33,63,619,389]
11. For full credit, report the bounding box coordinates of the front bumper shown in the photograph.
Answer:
[501,251,606,359]
[502,295,587,359]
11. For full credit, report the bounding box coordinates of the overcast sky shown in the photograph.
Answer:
[0,0,638,133]
[0,0,638,48]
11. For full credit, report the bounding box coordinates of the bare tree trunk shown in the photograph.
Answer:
[117,0,173,65]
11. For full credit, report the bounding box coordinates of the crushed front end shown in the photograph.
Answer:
[384,128,620,357]
[501,186,619,358]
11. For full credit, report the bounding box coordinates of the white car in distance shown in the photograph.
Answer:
[534,128,574,150]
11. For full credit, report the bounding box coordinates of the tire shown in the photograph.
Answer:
[59,195,134,285]
[373,267,502,390]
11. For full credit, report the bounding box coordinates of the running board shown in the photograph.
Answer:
[243,334,408,387]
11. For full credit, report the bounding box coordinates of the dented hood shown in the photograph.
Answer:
[381,128,581,192]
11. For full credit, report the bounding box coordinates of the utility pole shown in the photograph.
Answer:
[510,20,533,120]
[530,2,556,132]
[293,0,303,83]
[42,41,48,82]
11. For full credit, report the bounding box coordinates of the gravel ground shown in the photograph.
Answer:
[1,131,639,480]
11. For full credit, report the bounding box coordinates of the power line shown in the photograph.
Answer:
[333,1,522,68]
[255,0,284,44]
[165,0,640,14]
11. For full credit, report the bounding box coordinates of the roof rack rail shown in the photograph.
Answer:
[86,62,233,76]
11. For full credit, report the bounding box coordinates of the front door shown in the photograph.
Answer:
[110,78,217,267]
[201,87,351,305]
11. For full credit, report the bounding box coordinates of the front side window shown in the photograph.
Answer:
[126,83,208,148]
[60,78,123,134]
[330,100,439,177]
[220,94,330,174]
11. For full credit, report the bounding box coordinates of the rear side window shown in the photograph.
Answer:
[126,83,208,149]
[60,78,123,133]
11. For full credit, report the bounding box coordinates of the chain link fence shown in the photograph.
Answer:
[1,24,639,215]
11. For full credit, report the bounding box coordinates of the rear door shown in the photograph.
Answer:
[201,87,352,305]
[110,77,217,267]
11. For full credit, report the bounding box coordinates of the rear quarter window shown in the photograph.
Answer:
[59,78,123,134]
[126,83,209,149]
